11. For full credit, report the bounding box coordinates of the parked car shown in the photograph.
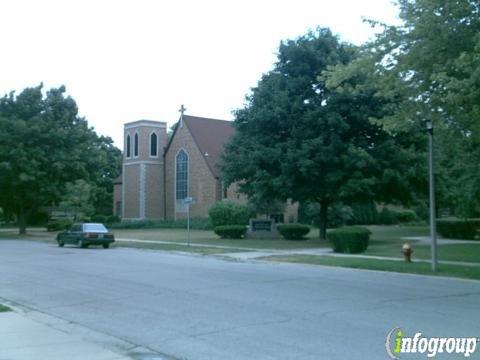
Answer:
[56,223,115,248]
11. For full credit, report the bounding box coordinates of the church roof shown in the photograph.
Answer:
[183,115,234,178]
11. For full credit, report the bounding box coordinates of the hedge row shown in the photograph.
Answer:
[214,225,247,239]
[46,219,73,232]
[436,219,480,240]
[109,218,213,230]
[90,214,121,224]
[327,226,371,254]
[277,224,310,240]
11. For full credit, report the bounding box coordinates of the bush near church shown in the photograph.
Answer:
[46,219,73,232]
[436,219,480,240]
[277,224,310,240]
[327,226,371,254]
[214,225,247,239]
[208,201,252,227]
[91,214,121,224]
[396,210,418,223]
[109,218,212,230]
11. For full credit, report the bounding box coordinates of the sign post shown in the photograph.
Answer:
[183,197,194,246]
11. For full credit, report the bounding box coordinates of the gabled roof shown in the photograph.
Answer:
[165,115,234,178]
[184,115,234,178]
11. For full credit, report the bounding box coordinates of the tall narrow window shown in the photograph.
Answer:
[126,134,131,158]
[176,150,188,200]
[134,133,139,157]
[150,133,158,157]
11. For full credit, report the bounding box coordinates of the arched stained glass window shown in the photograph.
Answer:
[134,133,139,157]
[126,134,131,158]
[176,150,188,200]
[150,133,158,157]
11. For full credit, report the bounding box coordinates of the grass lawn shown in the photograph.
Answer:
[113,228,329,250]
[0,227,56,242]
[364,225,480,264]
[0,304,11,312]
[262,255,480,281]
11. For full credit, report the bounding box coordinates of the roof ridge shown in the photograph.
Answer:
[183,114,233,123]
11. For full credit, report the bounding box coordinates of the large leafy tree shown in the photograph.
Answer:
[337,0,480,216]
[0,85,121,234]
[222,28,424,239]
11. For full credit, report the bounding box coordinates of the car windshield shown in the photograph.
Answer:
[83,223,108,233]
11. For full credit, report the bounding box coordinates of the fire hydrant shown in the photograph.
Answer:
[402,243,413,263]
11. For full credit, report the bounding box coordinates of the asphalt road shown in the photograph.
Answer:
[1,240,479,360]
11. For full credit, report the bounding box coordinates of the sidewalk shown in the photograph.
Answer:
[116,237,480,267]
[219,249,480,267]
[402,236,480,245]
[0,310,131,360]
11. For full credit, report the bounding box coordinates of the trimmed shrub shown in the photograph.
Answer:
[214,225,247,239]
[414,203,429,222]
[106,215,121,224]
[46,219,73,232]
[298,202,353,228]
[277,224,310,240]
[28,208,49,226]
[436,219,480,240]
[350,202,379,225]
[327,226,371,254]
[378,207,398,225]
[208,201,252,227]
[396,210,418,223]
[91,214,108,223]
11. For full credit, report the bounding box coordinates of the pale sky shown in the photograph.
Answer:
[0,0,400,147]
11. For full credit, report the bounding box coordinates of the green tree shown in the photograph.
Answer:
[0,85,121,234]
[59,180,95,220]
[221,28,424,239]
[342,0,480,216]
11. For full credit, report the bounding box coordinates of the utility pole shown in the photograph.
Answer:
[426,120,438,272]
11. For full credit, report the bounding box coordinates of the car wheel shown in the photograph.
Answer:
[58,240,64,247]
[78,239,87,248]
[102,243,110,249]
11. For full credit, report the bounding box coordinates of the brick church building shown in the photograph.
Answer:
[114,110,298,222]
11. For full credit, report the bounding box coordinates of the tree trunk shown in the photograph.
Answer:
[319,200,328,240]
[18,208,27,235]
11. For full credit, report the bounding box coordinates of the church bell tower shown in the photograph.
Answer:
[122,120,167,220]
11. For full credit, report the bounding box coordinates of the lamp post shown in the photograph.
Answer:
[426,120,438,272]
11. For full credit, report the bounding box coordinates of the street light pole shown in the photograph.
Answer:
[426,121,438,272]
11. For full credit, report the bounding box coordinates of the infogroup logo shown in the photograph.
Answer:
[385,327,479,359]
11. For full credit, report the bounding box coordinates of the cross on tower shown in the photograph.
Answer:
[179,104,186,127]
[179,104,186,117]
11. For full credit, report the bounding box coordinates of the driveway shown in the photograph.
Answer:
[0,240,479,359]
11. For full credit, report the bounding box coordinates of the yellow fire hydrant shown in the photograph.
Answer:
[402,243,413,263]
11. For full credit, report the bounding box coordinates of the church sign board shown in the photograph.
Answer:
[247,219,278,238]
[251,220,273,232]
